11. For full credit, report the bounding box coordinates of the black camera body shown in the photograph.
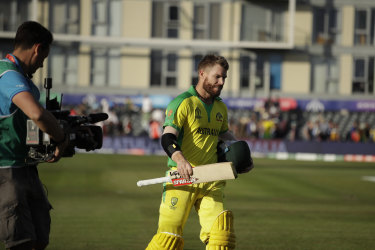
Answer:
[26,78,108,164]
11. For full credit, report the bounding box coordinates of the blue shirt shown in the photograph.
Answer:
[0,54,40,116]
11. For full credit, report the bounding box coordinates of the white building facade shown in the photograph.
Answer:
[0,0,374,100]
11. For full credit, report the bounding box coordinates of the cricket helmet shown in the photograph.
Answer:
[218,140,254,173]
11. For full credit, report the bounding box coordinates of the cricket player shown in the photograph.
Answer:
[146,54,250,249]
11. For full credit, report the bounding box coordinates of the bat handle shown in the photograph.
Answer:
[137,176,171,187]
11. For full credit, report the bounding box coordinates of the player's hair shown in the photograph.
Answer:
[14,21,53,50]
[197,54,229,73]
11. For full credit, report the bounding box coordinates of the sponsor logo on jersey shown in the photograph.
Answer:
[196,127,219,136]
[167,109,173,117]
[216,112,223,122]
[195,107,202,119]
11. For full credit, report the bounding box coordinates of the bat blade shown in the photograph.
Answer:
[190,162,237,183]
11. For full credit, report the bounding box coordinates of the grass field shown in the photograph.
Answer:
[4,154,375,250]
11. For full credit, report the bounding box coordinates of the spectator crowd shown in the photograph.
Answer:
[64,96,375,144]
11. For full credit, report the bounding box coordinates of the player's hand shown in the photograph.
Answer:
[177,161,193,180]
[172,151,193,180]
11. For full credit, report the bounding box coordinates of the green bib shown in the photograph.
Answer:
[0,61,29,166]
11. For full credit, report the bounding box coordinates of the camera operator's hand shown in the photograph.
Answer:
[47,133,69,163]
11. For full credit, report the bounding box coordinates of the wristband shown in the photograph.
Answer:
[161,133,181,158]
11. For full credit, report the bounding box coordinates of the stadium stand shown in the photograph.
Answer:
[64,101,375,144]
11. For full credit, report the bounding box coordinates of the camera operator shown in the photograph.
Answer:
[0,21,68,250]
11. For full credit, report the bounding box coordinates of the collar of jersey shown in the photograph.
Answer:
[5,53,26,76]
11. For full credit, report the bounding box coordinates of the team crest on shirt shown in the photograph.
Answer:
[195,107,202,119]
[170,197,179,210]
[216,112,223,122]
[167,109,173,117]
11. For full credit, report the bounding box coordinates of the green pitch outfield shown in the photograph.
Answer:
[13,154,375,250]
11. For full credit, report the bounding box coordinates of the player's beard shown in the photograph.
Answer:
[202,78,223,98]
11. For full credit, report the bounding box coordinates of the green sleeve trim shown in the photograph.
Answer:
[163,123,181,132]
[163,90,193,129]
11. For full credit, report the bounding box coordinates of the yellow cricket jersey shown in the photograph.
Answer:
[164,86,229,168]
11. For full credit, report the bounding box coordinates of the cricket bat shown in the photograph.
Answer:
[137,162,237,187]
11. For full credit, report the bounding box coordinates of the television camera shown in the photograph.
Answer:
[26,78,108,164]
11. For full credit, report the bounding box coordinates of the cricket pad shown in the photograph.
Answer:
[206,210,236,250]
[146,232,184,250]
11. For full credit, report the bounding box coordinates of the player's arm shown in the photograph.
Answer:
[219,105,236,142]
[12,91,68,162]
[161,126,193,180]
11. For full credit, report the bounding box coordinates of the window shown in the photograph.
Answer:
[90,48,121,87]
[49,43,78,86]
[240,53,282,93]
[354,8,375,45]
[0,0,31,31]
[269,55,282,90]
[166,53,177,86]
[241,2,285,42]
[193,3,220,40]
[313,7,340,45]
[150,50,178,87]
[311,57,339,94]
[240,55,251,89]
[92,0,122,36]
[352,57,374,94]
[49,0,80,34]
[152,2,180,38]
[255,55,265,89]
